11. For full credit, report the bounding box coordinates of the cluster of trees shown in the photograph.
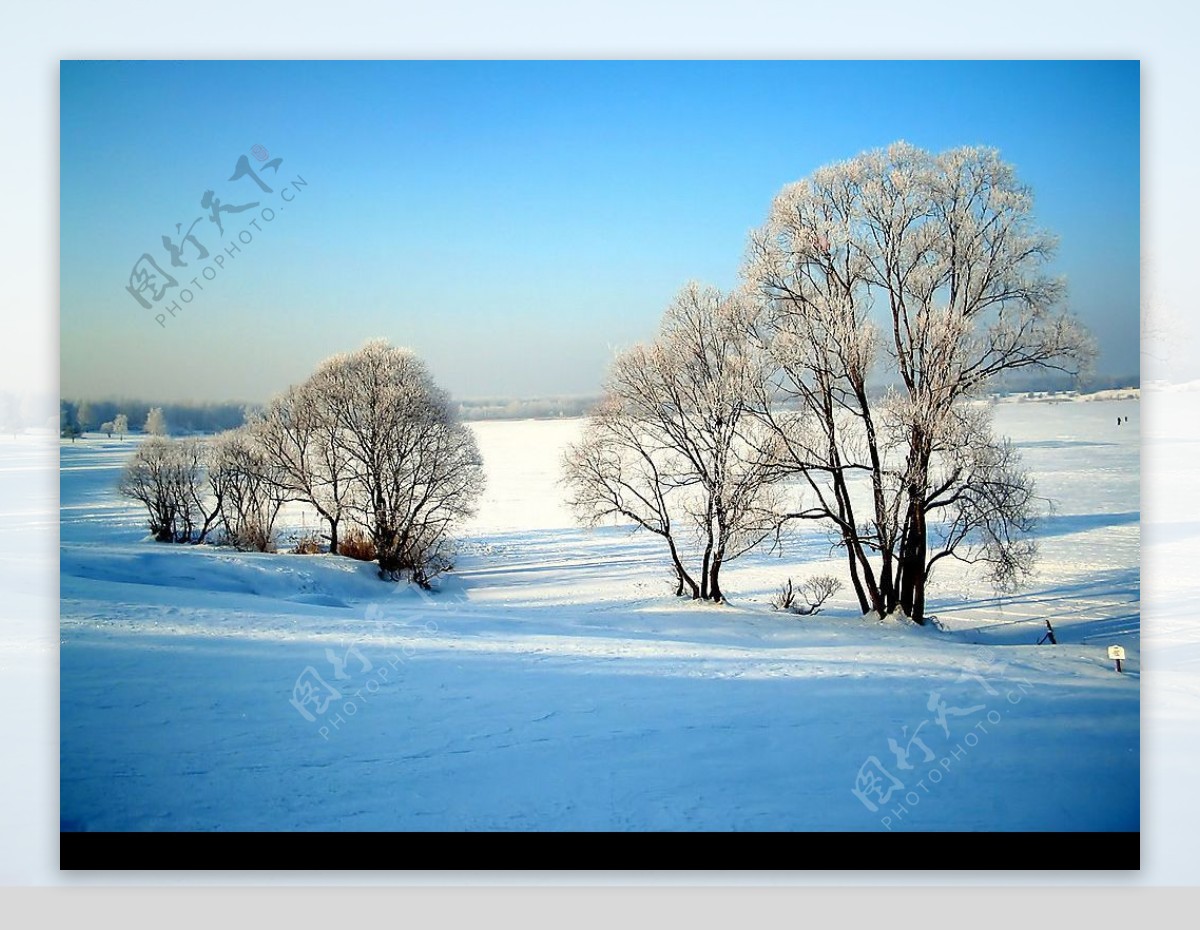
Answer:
[119,436,239,545]
[118,430,295,549]
[564,143,1094,625]
[120,341,485,586]
[98,414,130,440]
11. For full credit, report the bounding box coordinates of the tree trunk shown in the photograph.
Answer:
[845,544,870,614]
[844,528,885,617]
[709,505,728,604]
[897,502,927,624]
[708,558,723,603]
[856,380,896,618]
[879,557,896,615]
[830,465,884,615]
[885,558,901,615]
[911,571,927,627]
[896,427,931,624]
[666,534,699,599]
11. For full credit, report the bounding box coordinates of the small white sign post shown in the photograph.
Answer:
[1108,645,1126,673]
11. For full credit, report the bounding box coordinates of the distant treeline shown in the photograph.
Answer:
[58,375,1139,438]
[60,399,255,436]
[57,395,602,436]
[990,371,1140,394]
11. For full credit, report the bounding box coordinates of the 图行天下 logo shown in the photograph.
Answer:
[124,145,309,328]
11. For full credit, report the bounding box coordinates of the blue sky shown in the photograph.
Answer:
[60,60,1140,402]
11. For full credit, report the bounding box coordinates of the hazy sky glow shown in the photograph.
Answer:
[60,60,1140,403]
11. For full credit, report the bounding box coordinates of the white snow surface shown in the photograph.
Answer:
[56,401,1140,832]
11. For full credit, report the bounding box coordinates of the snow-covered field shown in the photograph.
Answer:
[57,400,1140,832]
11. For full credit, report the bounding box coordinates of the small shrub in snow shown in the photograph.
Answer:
[222,521,277,553]
[771,575,844,616]
[339,528,377,562]
[770,578,799,612]
[371,524,457,587]
[292,531,323,555]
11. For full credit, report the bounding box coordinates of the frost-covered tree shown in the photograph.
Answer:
[249,383,356,556]
[60,401,80,442]
[113,413,129,441]
[144,407,167,436]
[564,283,783,602]
[118,437,220,543]
[744,142,1094,624]
[100,420,115,438]
[119,438,178,541]
[275,340,485,586]
[564,394,698,596]
[207,428,288,551]
[76,401,93,435]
